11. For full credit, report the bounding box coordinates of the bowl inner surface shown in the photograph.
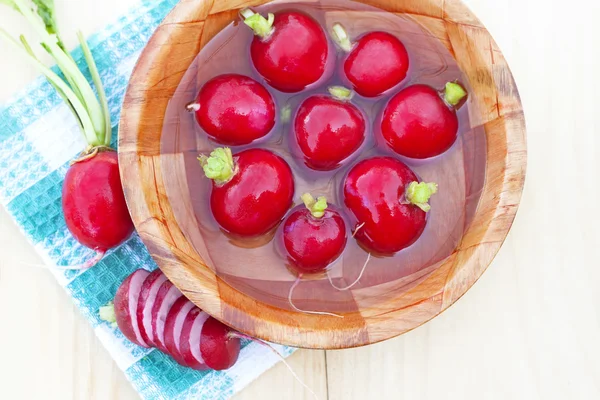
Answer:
[160,0,486,315]
[119,0,526,349]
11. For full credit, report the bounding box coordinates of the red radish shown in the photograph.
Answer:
[283,194,347,273]
[187,74,276,146]
[294,86,366,171]
[331,24,409,97]
[343,157,438,254]
[189,312,212,368]
[241,9,329,92]
[164,297,196,367]
[381,82,468,159]
[105,271,302,383]
[63,151,134,262]
[179,308,209,370]
[136,269,168,346]
[150,280,183,351]
[200,317,241,371]
[2,6,133,268]
[112,269,150,348]
[199,148,294,237]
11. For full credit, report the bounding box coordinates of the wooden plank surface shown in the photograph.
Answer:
[0,0,598,399]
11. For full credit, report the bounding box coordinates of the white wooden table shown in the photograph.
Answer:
[1,0,598,399]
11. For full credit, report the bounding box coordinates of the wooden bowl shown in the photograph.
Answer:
[119,0,526,349]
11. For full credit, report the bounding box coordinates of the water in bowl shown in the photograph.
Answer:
[160,0,487,313]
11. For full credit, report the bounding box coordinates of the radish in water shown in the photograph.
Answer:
[294,86,366,171]
[241,8,329,92]
[331,24,409,97]
[381,82,468,159]
[283,194,347,273]
[199,148,294,237]
[282,194,372,318]
[343,157,438,254]
[0,1,133,268]
[187,74,276,146]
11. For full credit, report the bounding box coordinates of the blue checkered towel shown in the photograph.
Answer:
[0,1,293,398]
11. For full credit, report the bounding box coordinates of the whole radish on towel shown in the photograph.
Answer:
[0,0,134,268]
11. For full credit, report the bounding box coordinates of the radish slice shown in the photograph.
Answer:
[136,269,167,346]
[179,308,209,371]
[151,281,183,351]
[200,317,241,370]
[164,297,195,367]
[190,311,211,366]
[113,269,150,348]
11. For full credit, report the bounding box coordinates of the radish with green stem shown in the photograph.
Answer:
[331,23,410,98]
[283,194,347,273]
[293,86,366,171]
[199,147,294,237]
[344,157,438,254]
[381,82,468,159]
[241,8,329,93]
[1,0,134,268]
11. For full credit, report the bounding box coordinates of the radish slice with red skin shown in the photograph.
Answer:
[136,269,167,347]
[113,269,150,347]
[164,297,195,367]
[179,308,209,370]
[151,281,183,351]
[200,317,241,371]
[189,311,211,366]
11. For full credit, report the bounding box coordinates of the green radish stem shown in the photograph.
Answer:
[198,148,236,184]
[405,182,438,212]
[280,105,292,124]
[328,86,354,101]
[331,23,352,52]
[1,0,111,148]
[13,0,106,137]
[78,30,112,145]
[0,28,100,145]
[19,34,85,133]
[301,193,328,218]
[444,82,468,107]
[240,8,275,39]
[99,302,118,328]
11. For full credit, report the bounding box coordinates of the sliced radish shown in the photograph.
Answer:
[136,269,168,346]
[200,317,241,370]
[179,308,209,371]
[151,280,183,351]
[190,311,211,366]
[113,269,150,348]
[164,297,195,366]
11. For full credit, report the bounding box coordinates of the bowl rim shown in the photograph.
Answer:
[118,0,527,349]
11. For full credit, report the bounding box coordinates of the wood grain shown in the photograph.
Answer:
[3,0,600,399]
[118,0,527,349]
